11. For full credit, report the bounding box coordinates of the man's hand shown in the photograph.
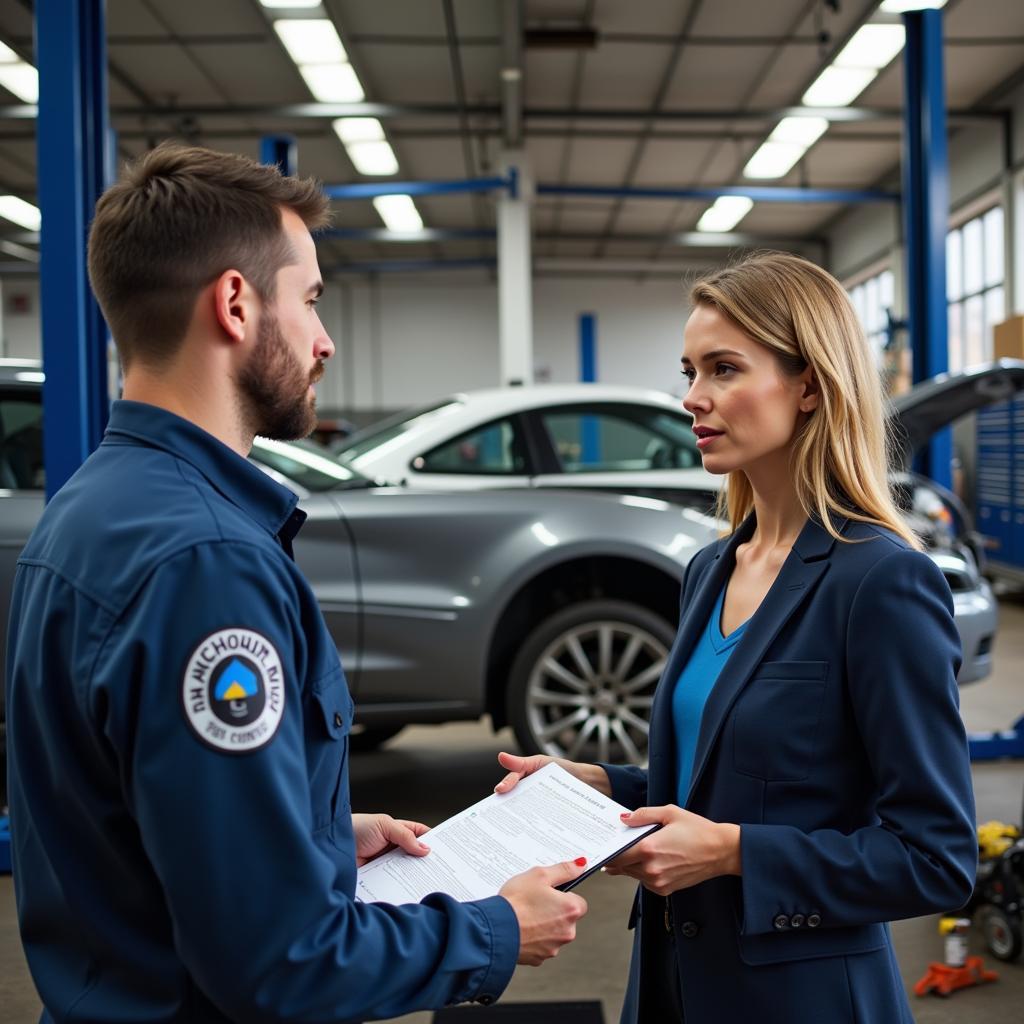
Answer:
[499,859,590,966]
[604,805,741,895]
[493,751,612,798]
[351,813,431,868]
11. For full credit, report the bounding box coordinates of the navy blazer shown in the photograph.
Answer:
[604,514,977,1024]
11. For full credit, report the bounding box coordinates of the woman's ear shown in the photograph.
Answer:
[799,367,820,413]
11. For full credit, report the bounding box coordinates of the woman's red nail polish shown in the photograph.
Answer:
[574,857,587,867]
[620,812,630,819]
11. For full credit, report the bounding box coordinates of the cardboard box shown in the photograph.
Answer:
[993,314,1024,360]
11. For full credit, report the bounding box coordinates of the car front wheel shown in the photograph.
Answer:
[507,600,674,767]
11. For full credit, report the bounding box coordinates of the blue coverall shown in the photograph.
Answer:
[5,400,518,1023]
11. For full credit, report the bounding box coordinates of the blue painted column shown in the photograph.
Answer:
[261,135,297,176]
[901,8,951,488]
[578,312,600,465]
[36,0,112,499]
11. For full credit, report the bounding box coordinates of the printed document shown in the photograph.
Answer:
[356,763,658,904]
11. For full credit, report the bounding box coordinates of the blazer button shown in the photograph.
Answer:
[334,712,344,728]
[790,914,805,928]
[807,913,821,928]
[681,920,700,939]
[773,914,790,931]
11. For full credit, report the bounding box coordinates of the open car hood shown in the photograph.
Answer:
[889,359,1024,468]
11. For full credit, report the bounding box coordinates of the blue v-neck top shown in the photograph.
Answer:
[672,583,748,806]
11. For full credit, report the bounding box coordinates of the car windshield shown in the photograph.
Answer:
[336,398,464,461]
[250,437,371,492]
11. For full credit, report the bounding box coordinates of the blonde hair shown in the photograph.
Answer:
[689,251,919,550]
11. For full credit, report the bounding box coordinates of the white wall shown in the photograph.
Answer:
[0,278,41,359]
[315,271,699,415]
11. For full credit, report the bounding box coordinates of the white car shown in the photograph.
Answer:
[337,383,715,505]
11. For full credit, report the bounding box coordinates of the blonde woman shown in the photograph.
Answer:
[496,252,977,1023]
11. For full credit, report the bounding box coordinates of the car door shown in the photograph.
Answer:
[528,401,719,510]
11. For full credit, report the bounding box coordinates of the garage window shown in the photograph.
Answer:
[947,206,1004,373]
[848,268,895,368]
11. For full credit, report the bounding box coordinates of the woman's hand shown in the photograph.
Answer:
[605,805,741,895]
[494,751,611,798]
[351,813,431,868]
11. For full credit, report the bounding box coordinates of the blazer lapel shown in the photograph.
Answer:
[681,514,841,807]
[646,517,754,804]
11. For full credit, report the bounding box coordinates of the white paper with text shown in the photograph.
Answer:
[355,763,657,904]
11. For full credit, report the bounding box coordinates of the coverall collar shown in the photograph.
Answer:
[103,399,305,544]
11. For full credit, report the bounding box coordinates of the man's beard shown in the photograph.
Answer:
[238,309,323,441]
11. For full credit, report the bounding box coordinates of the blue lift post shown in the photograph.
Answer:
[36,0,112,500]
[578,313,600,465]
[901,8,952,493]
[261,135,297,177]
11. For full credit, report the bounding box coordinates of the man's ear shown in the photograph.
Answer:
[212,269,253,344]
[799,367,820,413]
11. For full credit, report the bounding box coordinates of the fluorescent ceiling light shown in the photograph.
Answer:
[273,19,347,65]
[0,41,20,63]
[802,66,877,106]
[0,63,38,103]
[299,63,364,102]
[0,195,41,230]
[332,117,385,144]
[260,0,321,7]
[696,196,753,233]
[771,116,829,146]
[346,141,399,175]
[743,142,805,180]
[373,195,424,233]
[835,24,905,70]
[879,1,947,11]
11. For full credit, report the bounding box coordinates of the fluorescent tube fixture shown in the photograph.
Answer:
[332,117,386,144]
[879,1,947,11]
[802,66,877,107]
[299,63,364,102]
[0,41,19,62]
[260,0,321,7]
[273,19,347,64]
[346,141,399,176]
[770,116,829,146]
[743,142,806,180]
[696,196,753,233]
[0,195,41,231]
[372,195,424,233]
[0,62,38,103]
[834,24,905,70]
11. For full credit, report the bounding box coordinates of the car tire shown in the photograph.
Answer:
[507,599,674,767]
[349,723,405,753]
[981,906,1023,962]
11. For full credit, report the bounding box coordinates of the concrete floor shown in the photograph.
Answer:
[3,594,1024,1023]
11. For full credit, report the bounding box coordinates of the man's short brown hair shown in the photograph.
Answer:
[87,143,330,368]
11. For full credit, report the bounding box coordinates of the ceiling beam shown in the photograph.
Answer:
[0,103,983,123]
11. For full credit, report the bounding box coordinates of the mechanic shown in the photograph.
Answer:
[5,143,586,1022]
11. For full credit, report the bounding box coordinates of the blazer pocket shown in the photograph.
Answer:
[732,661,828,782]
